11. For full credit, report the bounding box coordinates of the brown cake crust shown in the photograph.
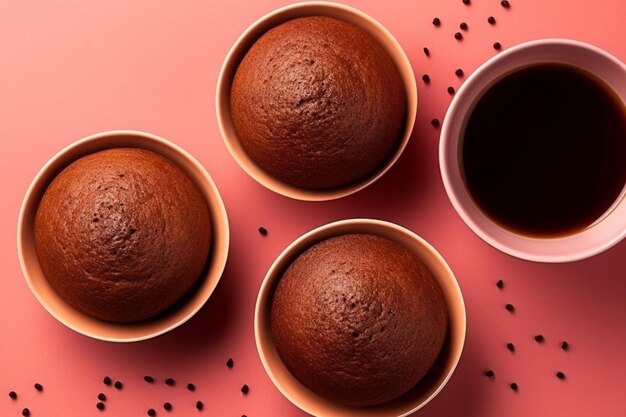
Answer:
[230,16,406,189]
[34,148,211,323]
[270,234,448,407]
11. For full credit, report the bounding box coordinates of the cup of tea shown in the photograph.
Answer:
[440,39,626,262]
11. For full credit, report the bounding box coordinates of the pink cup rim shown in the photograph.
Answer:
[440,38,626,263]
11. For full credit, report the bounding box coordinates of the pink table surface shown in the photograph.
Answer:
[1,1,625,416]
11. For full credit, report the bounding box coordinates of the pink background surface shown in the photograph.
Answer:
[1,0,625,416]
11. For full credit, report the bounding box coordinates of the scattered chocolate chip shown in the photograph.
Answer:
[9,391,17,399]
[556,371,566,380]
[165,378,175,386]
[187,383,196,392]
[501,0,511,8]
[226,358,234,369]
[484,370,495,378]
[460,22,468,30]
[22,408,30,417]
[488,16,496,25]
[432,17,441,26]
[510,382,518,391]
[447,86,456,95]
[34,383,43,392]
[97,402,105,411]
[507,342,515,352]
[422,74,431,83]
[455,68,464,77]
[98,393,107,401]
[103,376,112,386]
[506,303,515,312]
[561,341,569,351]
[455,32,463,40]
[496,279,504,289]
[431,118,440,127]
[493,42,502,50]
[241,384,250,394]
[258,226,268,236]
[534,335,545,343]
[463,0,471,4]
[164,402,172,411]
[423,47,430,57]
[114,381,123,390]
[196,400,204,410]
[144,376,155,383]
[147,409,156,416]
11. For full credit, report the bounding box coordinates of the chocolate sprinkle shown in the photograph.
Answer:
[34,383,43,392]
[507,342,515,352]
[556,371,566,380]
[147,409,156,416]
[258,226,268,236]
[422,74,431,83]
[144,376,155,383]
[493,42,502,50]
[484,370,495,378]
[431,118,440,127]
[241,384,249,394]
[506,303,515,312]
[97,402,105,411]
[22,408,30,417]
[460,22,468,30]
[103,376,112,386]
[463,0,470,4]
[114,381,123,390]
[534,335,545,343]
[562,341,570,351]
[164,402,172,411]
[510,382,518,391]
[496,279,504,289]
[98,393,107,401]
[9,391,17,399]
[432,17,441,26]
[226,358,234,369]
[187,383,196,392]
[501,0,511,8]
[447,86,456,95]
[455,68,464,77]
[488,16,496,25]
[196,400,204,410]
[455,32,463,40]
[423,47,430,57]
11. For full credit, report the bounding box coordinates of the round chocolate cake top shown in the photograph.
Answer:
[270,233,448,406]
[34,148,211,323]
[230,16,406,189]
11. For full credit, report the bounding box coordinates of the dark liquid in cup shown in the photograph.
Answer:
[462,63,626,236]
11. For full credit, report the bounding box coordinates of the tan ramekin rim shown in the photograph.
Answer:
[216,1,417,201]
[17,130,230,342]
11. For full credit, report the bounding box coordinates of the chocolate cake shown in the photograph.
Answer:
[34,148,211,323]
[270,234,448,406]
[230,16,406,189]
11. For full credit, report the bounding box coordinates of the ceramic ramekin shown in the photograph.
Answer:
[17,130,230,342]
[255,218,466,417]
[216,1,417,201]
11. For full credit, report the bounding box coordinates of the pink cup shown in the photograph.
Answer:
[440,39,626,262]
